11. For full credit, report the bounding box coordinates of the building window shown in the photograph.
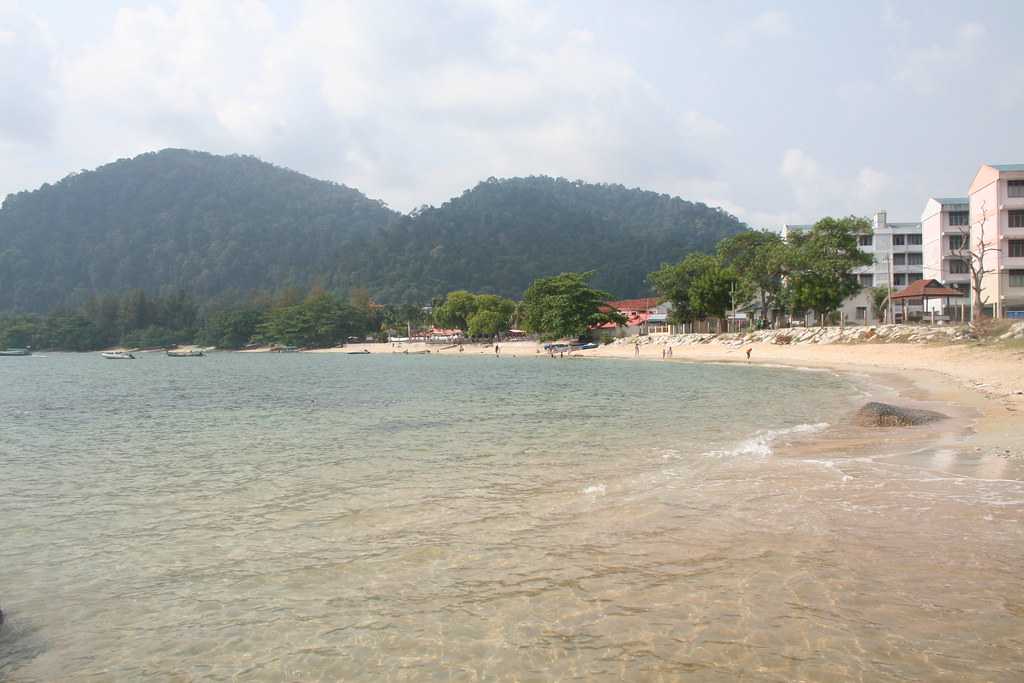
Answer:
[908,272,923,282]
[1010,270,1024,287]
[948,259,969,274]
[858,273,873,288]
[893,273,907,286]
[1010,210,1024,228]
[949,211,969,226]
[907,234,923,246]
[893,253,906,265]
[858,234,873,247]
[1009,180,1024,198]
[907,253,923,265]
[855,306,867,320]
[892,234,905,246]
[948,234,965,251]
[1010,240,1024,258]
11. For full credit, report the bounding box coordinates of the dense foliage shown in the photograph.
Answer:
[0,150,747,312]
[0,288,418,351]
[521,272,626,340]
[650,216,873,323]
[432,291,517,336]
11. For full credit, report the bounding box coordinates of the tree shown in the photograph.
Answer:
[781,216,873,320]
[649,253,736,330]
[950,200,1001,320]
[258,293,368,347]
[687,256,737,323]
[870,286,890,322]
[467,309,505,337]
[432,290,479,331]
[716,230,787,322]
[201,308,264,348]
[521,271,625,340]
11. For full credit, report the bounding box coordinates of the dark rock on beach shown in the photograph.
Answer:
[856,401,948,427]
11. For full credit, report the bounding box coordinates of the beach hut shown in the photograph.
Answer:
[888,279,965,323]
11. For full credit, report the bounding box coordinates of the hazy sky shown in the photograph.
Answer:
[2,0,1022,228]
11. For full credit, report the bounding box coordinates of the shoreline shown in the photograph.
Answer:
[305,336,1024,476]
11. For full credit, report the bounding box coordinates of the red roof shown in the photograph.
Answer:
[606,297,660,313]
[890,279,965,300]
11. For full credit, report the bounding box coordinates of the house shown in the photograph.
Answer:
[593,297,668,336]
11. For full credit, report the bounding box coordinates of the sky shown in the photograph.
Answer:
[2,0,1023,229]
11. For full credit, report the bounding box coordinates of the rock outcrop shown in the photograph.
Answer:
[618,324,975,348]
[855,401,948,427]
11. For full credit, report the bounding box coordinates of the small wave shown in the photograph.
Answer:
[708,422,830,459]
[581,483,606,495]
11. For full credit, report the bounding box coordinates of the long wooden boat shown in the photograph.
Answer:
[0,348,31,356]
[166,349,204,357]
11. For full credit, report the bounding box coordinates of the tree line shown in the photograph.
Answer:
[1,216,874,350]
[648,216,873,327]
[0,288,430,351]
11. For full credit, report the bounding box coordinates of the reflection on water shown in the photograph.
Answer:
[1,353,1022,681]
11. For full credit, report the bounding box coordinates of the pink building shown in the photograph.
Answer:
[920,197,971,296]
[967,164,1024,317]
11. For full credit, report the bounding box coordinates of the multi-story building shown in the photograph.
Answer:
[920,197,971,297]
[966,164,1024,317]
[783,211,924,324]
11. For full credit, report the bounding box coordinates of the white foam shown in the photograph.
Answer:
[581,483,606,495]
[709,422,830,459]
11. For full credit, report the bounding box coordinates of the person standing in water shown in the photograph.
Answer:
[745,347,752,361]
[495,343,500,357]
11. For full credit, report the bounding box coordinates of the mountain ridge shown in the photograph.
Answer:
[0,149,748,311]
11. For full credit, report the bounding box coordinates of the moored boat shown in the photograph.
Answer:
[0,348,32,356]
[166,349,204,357]
[101,351,135,360]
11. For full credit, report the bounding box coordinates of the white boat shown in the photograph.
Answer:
[166,349,204,357]
[101,351,135,360]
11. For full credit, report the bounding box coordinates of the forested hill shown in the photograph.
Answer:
[0,151,748,311]
[334,177,747,303]
[0,149,400,312]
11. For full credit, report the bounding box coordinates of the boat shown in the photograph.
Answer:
[346,350,371,355]
[0,348,32,356]
[101,351,135,360]
[270,345,299,353]
[166,349,204,357]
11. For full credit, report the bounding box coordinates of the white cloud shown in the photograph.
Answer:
[724,10,793,49]
[35,0,731,212]
[779,148,896,222]
[0,8,57,146]
[894,21,986,95]
[881,2,910,32]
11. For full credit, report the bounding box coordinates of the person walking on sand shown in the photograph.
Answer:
[495,343,500,358]
[634,342,640,357]
[661,347,666,359]
[745,347,752,361]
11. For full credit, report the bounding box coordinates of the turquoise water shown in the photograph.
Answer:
[1,353,1022,680]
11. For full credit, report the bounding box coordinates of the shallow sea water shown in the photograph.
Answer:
[1,352,1022,681]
